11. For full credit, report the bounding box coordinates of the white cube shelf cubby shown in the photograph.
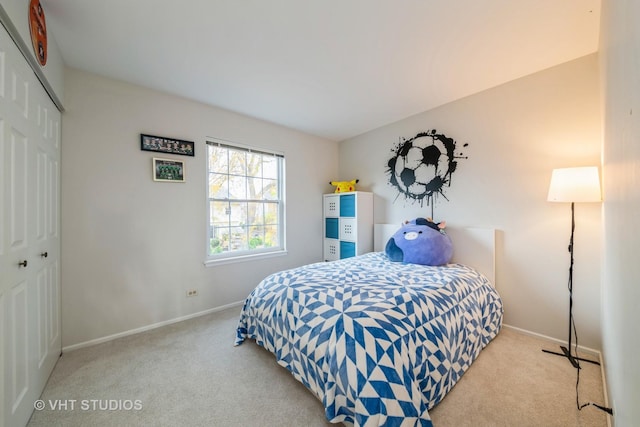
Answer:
[323,191,373,261]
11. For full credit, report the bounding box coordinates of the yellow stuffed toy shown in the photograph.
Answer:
[329,179,359,193]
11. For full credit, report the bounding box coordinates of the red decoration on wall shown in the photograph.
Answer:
[29,0,47,66]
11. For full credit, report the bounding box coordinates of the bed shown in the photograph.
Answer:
[235,225,503,426]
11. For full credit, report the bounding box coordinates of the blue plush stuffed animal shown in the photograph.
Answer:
[385,218,453,266]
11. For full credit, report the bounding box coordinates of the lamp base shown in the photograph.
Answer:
[542,346,600,368]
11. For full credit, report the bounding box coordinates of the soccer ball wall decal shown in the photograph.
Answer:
[387,129,468,208]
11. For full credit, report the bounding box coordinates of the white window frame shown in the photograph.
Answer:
[204,138,286,266]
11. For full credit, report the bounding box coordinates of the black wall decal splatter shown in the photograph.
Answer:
[387,130,468,212]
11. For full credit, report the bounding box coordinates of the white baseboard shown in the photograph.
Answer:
[62,300,244,353]
[502,323,602,357]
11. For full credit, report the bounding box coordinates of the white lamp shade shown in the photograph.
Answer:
[547,166,601,203]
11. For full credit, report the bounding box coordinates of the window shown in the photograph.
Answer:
[206,139,285,263]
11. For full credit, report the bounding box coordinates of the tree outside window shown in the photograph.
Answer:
[206,140,285,261]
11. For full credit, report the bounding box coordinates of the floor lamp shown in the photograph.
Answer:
[543,166,601,369]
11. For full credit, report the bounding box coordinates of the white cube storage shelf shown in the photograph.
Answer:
[323,191,373,261]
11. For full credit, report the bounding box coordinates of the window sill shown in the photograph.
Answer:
[204,250,288,267]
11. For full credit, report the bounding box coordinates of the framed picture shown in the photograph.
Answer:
[153,158,185,182]
[141,133,194,156]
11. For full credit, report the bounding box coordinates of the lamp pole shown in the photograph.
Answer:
[542,201,599,367]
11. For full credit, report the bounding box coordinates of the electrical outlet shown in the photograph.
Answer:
[186,289,198,297]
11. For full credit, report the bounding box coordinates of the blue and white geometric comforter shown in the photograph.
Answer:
[235,252,503,427]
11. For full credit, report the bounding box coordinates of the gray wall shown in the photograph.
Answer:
[60,68,338,348]
[339,54,604,351]
[600,0,640,424]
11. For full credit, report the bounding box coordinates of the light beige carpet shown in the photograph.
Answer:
[27,306,608,427]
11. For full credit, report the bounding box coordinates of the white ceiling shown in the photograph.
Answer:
[43,0,601,141]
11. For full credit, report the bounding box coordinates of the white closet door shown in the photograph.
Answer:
[0,24,61,427]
